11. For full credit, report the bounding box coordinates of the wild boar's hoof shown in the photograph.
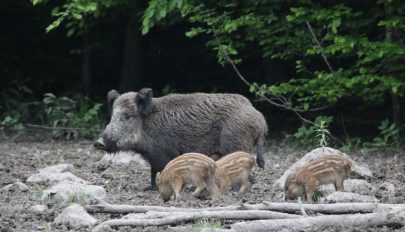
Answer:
[94,138,106,150]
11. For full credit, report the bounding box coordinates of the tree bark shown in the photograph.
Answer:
[119,6,144,92]
[81,25,91,93]
[384,1,401,129]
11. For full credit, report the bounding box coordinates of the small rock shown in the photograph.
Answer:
[27,163,85,184]
[27,172,86,184]
[376,182,396,199]
[320,179,376,196]
[273,163,280,169]
[54,204,97,227]
[38,164,75,173]
[15,182,30,191]
[321,192,378,203]
[41,180,106,205]
[30,204,48,215]
[0,181,29,192]
[344,179,376,195]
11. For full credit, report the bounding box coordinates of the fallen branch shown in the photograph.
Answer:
[86,202,405,215]
[24,123,86,130]
[92,210,300,232]
[305,21,335,73]
[261,202,405,214]
[231,210,405,231]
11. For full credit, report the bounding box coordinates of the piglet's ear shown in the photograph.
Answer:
[107,90,120,109]
[135,88,153,116]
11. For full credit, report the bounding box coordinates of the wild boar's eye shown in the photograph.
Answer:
[122,112,132,120]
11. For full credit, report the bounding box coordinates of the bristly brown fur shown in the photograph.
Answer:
[97,88,268,190]
[285,155,352,202]
[215,151,256,194]
[156,153,220,201]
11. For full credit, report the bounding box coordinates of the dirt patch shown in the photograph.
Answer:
[0,140,404,231]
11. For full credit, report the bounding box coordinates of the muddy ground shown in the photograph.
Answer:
[0,138,404,232]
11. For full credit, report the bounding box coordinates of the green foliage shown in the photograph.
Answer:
[142,0,186,35]
[341,119,400,152]
[370,119,400,148]
[42,93,103,139]
[193,219,221,232]
[142,0,405,135]
[161,84,176,96]
[68,191,88,204]
[312,188,324,202]
[340,137,363,152]
[286,116,333,148]
[31,0,119,36]
[1,116,24,132]
[43,223,51,232]
[0,81,39,133]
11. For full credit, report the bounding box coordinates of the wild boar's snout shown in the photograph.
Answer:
[94,137,106,150]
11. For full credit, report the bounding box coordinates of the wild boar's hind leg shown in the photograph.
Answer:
[191,178,207,197]
[239,173,252,193]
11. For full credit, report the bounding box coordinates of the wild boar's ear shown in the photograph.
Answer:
[135,88,153,116]
[107,90,120,109]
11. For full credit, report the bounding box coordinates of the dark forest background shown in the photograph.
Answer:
[1,0,404,149]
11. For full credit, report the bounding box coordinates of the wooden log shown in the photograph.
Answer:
[86,202,405,215]
[92,210,300,232]
[231,210,405,232]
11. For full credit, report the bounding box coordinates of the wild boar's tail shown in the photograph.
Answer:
[254,136,266,169]
[256,153,265,169]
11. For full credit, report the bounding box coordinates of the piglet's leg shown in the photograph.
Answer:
[218,175,230,195]
[191,178,206,197]
[205,176,220,199]
[305,180,319,203]
[238,173,252,193]
[334,177,345,192]
[171,177,183,201]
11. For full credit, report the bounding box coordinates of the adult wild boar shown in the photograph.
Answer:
[94,88,268,190]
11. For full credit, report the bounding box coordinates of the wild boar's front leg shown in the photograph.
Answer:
[206,176,220,199]
[171,176,183,201]
[334,177,345,192]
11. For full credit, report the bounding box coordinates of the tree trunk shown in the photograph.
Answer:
[119,8,144,92]
[384,2,401,129]
[81,25,91,93]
